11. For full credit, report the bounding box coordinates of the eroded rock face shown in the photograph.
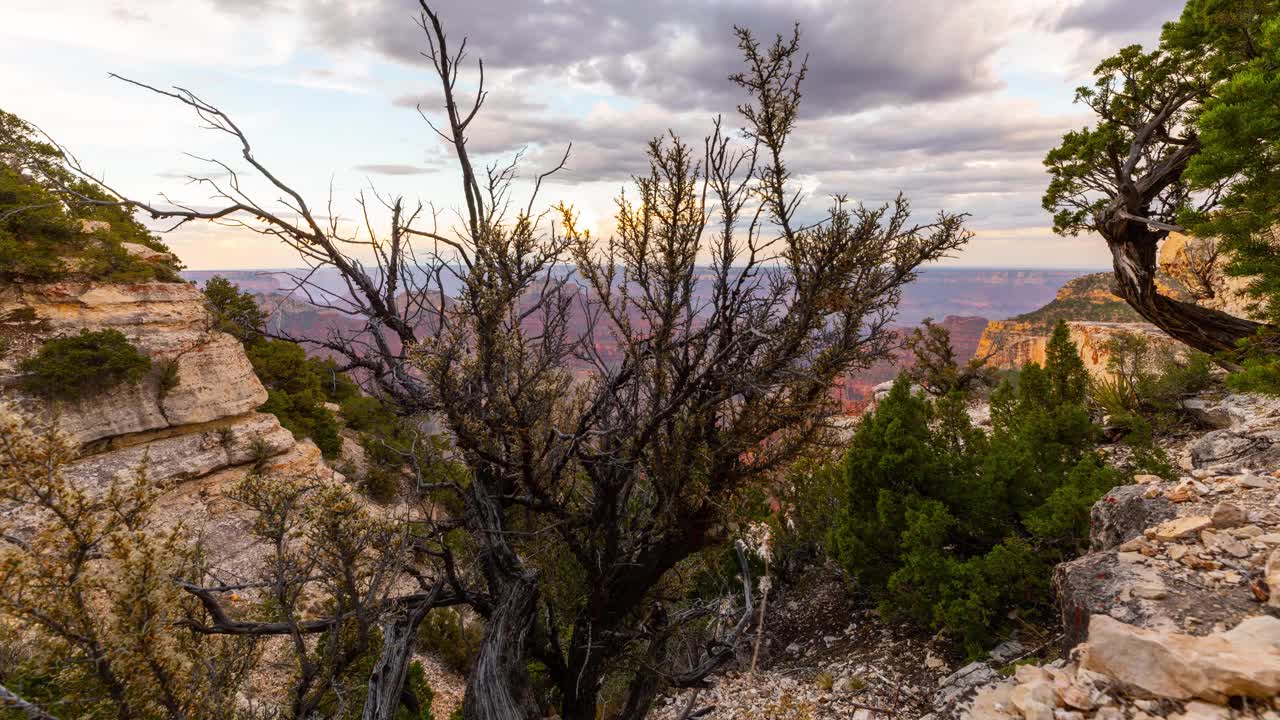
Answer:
[977,321,1185,381]
[1,279,347,578]
[148,439,333,578]
[0,282,267,446]
[62,412,296,494]
[1158,233,1261,321]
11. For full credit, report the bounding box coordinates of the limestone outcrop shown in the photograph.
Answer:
[1,282,267,447]
[0,280,335,564]
[977,319,1186,381]
[1081,614,1280,703]
[1159,233,1262,321]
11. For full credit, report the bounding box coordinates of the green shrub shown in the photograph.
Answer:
[1096,333,1214,431]
[1,108,181,283]
[156,358,181,399]
[418,608,482,675]
[401,660,437,720]
[203,275,265,342]
[772,456,843,572]
[830,321,1122,655]
[1226,329,1280,395]
[201,278,372,461]
[312,629,436,720]
[1089,332,1214,479]
[18,329,152,400]
[205,277,446,498]
[245,339,343,457]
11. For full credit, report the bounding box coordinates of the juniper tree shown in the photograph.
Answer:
[903,318,996,397]
[1043,0,1280,355]
[44,5,971,718]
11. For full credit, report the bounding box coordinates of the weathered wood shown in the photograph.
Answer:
[1105,221,1265,355]
[361,592,437,720]
[464,573,540,720]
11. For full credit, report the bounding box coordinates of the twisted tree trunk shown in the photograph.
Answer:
[463,574,540,720]
[461,473,542,720]
[362,597,434,720]
[1105,223,1266,355]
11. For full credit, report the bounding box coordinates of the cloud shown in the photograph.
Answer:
[301,0,1013,116]
[1052,0,1184,39]
[3,0,1176,270]
[354,163,436,175]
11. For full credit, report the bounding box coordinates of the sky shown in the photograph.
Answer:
[0,0,1187,270]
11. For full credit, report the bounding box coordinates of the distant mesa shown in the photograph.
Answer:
[974,234,1255,381]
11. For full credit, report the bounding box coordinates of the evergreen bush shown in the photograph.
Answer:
[829,321,1123,654]
[1,108,182,283]
[18,329,152,401]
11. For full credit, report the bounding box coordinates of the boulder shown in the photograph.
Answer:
[1268,549,1280,609]
[1189,428,1280,474]
[1054,547,1260,651]
[1010,678,1057,720]
[1180,398,1235,430]
[1171,701,1233,720]
[1080,615,1280,703]
[120,242,178,265]
[147,439,336,577]
[1151,516,1212,541]
[1209,501,1248,530]
[935,662,1000,708]
[1090,485,1177,552]
[159,333,266,426]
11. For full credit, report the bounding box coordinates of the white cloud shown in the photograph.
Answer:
[0,0,1181,270]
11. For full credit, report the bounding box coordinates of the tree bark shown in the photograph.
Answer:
[560,618,607,720]
[1106,222,1267,355]
[362,597,434,720]
[463,574,540,720]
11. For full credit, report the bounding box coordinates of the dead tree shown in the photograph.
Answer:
[55,5,970,719]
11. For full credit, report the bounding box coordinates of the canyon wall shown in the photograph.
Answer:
[0,281,336,573]
[976,271,1191,379]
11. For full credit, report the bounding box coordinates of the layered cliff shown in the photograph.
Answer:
[0,280,335,571]
[1159,232,1263,321]
[975,272,1191,377]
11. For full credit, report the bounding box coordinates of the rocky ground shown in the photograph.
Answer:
[649,392,1280,720]
[965,392,1280,720]
[649,564,1007,720]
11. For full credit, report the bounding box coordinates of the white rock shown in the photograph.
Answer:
[1268,549,1280,609]
[1080,615,1280,702]
[1210,501,1248,529]
[1172,701,1232,720]
[1238,474,1273,489]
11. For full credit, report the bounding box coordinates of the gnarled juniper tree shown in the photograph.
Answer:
[47,4,970,718]
[1043,0,1280,356]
